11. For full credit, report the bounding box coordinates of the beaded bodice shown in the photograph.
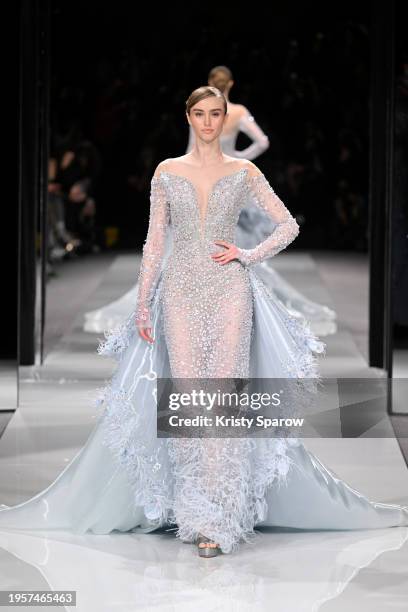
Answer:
[160,168,248,244]
[135,164,299,327]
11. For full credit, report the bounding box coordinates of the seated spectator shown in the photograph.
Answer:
[64,178,97,254]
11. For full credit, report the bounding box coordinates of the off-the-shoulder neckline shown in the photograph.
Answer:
[152,166,264,185]
[151,167,264,234]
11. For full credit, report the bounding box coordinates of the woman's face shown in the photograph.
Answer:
[187,96,228,144]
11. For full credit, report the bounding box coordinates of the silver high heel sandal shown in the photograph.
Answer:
[197,534,221,558]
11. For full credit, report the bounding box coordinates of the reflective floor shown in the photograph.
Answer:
[0,527,407,611]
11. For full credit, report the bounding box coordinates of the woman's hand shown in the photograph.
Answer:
[137,324,154,343]
[211,240,240,265]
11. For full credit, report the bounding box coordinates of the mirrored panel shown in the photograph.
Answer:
[389,1,408,420]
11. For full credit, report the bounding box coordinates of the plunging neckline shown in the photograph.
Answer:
[160,167,248,233]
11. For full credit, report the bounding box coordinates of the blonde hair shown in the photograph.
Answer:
[185,85,227,115]
[208,65,233,80]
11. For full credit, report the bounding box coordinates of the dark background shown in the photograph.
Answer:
[50,1,370,250]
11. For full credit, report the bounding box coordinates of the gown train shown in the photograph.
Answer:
[1,164,406,554]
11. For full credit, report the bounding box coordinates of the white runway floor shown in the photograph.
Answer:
[0,251,407,611]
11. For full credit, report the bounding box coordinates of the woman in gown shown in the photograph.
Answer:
[83,66,336,337]
[1,86,407,558]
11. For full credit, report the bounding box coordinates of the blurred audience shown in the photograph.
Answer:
[47,138,101,273]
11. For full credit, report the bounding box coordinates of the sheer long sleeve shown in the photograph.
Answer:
[237,168,299,267]
[232,113,269,160]
[135,175,170,327]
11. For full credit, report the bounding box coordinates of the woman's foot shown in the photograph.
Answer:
[197,533,221,557]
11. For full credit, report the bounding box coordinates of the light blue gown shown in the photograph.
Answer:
[0,164,407,554]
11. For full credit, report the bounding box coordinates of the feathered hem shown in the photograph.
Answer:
[95,269,325,553]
